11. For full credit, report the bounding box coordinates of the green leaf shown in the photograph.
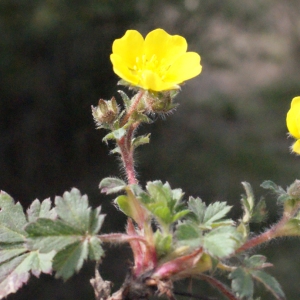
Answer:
[261,180,290,204]
[26,218,81,252]
[251,198,267,223]
[115,195,132,218]
[0,191,27,243]
[176,221,202,249]
[88,236,104,261]
[242,181,255,210]
[53,240,89,280]
[25,189,105,280]
[203,226,241,258]
[99,177,127,195]
[0,244,27,264]
[244,255,268,268]
[139,181,188,231]
[250,270,285,300]
[203,202,232,226]
[89,206,105,235]
[102,128,126,143]
[131,134,151,149]
[241,181,256,224]
[154,231,173,258]
[229,267,254,299]
[0,250,55,299]
[55,188,91,233]
[188,197,232,229]
[261,180,282,193]
[26,198,57,222]
[188,197,205,222]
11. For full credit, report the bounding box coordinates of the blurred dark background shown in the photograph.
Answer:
[1,0,300,299]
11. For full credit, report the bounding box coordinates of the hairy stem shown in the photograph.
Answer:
[117,90,145,185]
[121,90,145,127]
[236,202,300,253]
[118,135,137,184]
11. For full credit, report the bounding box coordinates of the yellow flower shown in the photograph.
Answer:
[287,96,300,154]
[110,28,202,92]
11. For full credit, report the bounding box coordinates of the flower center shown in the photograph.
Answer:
[130,55,170,80]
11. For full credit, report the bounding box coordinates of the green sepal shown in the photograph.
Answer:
[130,111,152,124]
[118,90,131,109]
[99,177,127,195]
[276,217,300,236]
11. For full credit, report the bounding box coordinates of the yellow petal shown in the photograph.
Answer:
[292,139,300,154]
[291,96,300,108]
[287,96,300,139]
[140,70,176,91]
[112,30,144,67]
[110,54,139,85]
[144,29,187,63]
[165,52,202,83]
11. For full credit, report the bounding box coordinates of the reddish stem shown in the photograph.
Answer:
[118,136,137,185]
[121,90,145,127]
[197,274,238,300]
[236,203,300,253]
[98,233,148,244]
[117,90,145,185]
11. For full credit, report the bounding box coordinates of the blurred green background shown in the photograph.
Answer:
[1,0,300,299]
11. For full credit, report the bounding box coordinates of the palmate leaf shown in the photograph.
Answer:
[99,177,127,195]
[261,180,290,204]
[26,198,57,222]
[188,197,233,229]
[0,191,27,243]
[250,270,285,300]
[0,250,55,299]
[203,226,241,257]
[228,255,284,300]
[229,267,254,299]
[176,221,202,249]
[26,188,105,280]
[0,191,58,299]
[139,181,189,230]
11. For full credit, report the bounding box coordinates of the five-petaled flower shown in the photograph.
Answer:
[287,96,300,154]
[110,28,202,92]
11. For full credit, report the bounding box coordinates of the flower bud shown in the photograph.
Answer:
[144,91,178,114]
[92,97,119,127]
[287,179,300,199]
